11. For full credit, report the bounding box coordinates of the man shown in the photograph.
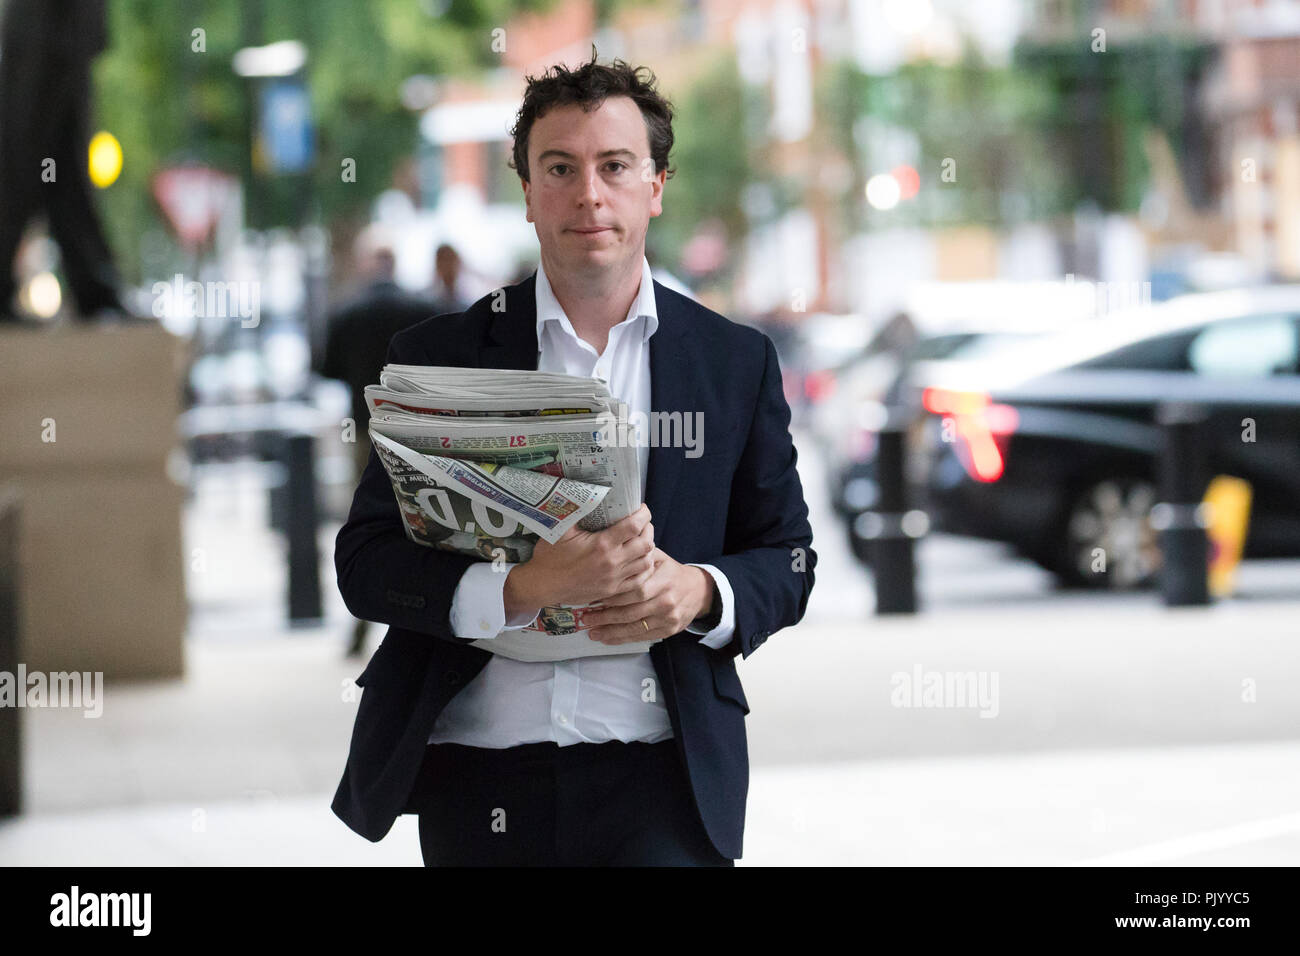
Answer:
[428,243,472,317]
[331,54,815,865]
[318,228,437,656]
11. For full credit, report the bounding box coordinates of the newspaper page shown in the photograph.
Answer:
[365,366,656,661]
[369,431,607,545]
[368,412,639,530]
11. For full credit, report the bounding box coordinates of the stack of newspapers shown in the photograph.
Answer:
[365,364,655,662]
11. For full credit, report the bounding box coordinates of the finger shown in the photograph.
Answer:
[605,557,666,607]
[609,504,647,533]
[612,554,655,594]
[585,597,654,628]
[589,618,663,644]
[609,504,650,542]
[598,571,657,610]
[616,521,655,565]
[620,553,658,591]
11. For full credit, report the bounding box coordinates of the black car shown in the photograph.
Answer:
[829,330,1041,563]
[903,288,1300,588]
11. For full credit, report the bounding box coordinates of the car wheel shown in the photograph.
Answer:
[1060,476,1161,589]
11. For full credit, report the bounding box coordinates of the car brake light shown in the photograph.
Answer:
[804,369,837,402]
[921,387,1019,483]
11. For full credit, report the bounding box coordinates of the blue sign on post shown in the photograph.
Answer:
[260,79,314,173]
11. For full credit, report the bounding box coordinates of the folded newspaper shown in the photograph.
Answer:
[365,364,656,663]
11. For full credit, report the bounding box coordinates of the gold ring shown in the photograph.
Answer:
[640,619,649,632]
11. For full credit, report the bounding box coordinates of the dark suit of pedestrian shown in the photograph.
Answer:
[330,270,816,860]
[319,279,439,448]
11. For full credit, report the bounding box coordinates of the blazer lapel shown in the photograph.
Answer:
[477,273,539,372]
[643,281,697,542]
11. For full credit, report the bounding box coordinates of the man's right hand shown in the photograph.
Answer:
[503,504,655,621]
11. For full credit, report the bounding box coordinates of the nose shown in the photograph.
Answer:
[577,166,602,207]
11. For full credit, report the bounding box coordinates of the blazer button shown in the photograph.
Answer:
[445,670,461,685]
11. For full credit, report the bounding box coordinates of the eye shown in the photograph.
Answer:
[550,164,569,175]
[607,162,627,172]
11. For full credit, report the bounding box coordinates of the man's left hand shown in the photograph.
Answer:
[585,549,714,645]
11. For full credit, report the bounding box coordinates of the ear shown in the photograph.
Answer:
[522,177,533,223]
[649,167,667,219]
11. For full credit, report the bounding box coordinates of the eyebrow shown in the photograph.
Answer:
[537,148,637,165]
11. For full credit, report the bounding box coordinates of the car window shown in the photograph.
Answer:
[1075,330,1196,372]
[904,334,978,362]
[1188,314,1299,377]
[941,332,1038,361]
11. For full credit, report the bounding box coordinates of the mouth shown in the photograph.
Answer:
[569,227,612,235]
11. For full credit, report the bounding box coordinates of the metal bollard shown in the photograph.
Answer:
[854,411,925,614]
[286,432,324,625]
[267,432,289,535]
[0,487,21,817]
[1152,402,1211,607]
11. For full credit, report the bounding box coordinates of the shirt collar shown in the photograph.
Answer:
[535,254,660,345]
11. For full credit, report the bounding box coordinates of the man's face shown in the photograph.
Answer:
[435,249,459,286]
[522,96,666,278]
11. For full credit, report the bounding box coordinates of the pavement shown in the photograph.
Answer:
[4,595,1299,865]
[2,448,1298,866]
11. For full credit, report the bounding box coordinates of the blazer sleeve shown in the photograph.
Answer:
[333,329,480,643]
[709,334,817,660]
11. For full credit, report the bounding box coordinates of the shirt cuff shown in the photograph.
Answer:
[684,563,735,649]
[449,563,540,640]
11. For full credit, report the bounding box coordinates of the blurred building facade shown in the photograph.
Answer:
[384,0,1300,325]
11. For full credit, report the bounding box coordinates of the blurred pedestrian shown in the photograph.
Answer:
[318,227,437,657]
[428,243,471,316]
[0,0,126,321]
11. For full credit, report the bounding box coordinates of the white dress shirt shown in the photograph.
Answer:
[427,254,736,748]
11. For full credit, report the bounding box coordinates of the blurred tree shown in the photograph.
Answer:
[90,0,589,283]
[821,52,1064,232]
[1014,36,1217,214]
[819,34,1214,232]
[651,52,750,285]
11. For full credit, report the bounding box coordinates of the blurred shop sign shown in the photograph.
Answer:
[258,79,314,174]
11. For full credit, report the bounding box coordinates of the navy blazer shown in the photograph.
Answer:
[330,271,817,859]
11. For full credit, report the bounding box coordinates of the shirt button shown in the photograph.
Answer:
[480,620,492,632]
[556,714,568,725]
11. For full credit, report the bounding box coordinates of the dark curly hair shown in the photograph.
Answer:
[508,48,676,185]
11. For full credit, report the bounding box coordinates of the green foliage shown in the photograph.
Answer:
[651,53,750,274]
[823,53,1066,230]
[1012,34,1217,213]
[821,34,1213,230]
[90,0,567,282]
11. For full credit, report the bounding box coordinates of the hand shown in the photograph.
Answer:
[503,505,656,620]
[584,548,715,645]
